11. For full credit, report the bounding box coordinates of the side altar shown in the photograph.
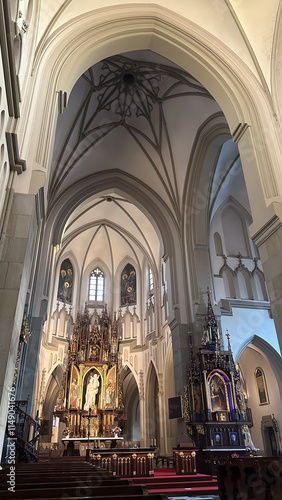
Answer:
[54,307,125,448]
[184,289,256,475]
[89,447,157,477]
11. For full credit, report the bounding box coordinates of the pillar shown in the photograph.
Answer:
[252,213,282,354]
[157,374,166,454]
[139,371,146,447]
[17,316,45,417]
[0,193,36,457]
[169,321,191,443]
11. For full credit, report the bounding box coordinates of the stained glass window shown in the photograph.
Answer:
[89,267,105,301]
[121,264,136,306]
[57,259,73,303]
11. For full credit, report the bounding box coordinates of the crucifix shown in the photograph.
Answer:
[83,408,96,450]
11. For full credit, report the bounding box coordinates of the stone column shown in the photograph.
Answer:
[16,316,45,417]
[139,371,146,447]
[252,214,282,354]
[0,193,36,457]
[169,321,191,443]
[157,374,166,454]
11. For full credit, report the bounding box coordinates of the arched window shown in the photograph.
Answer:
[57,258,73,303]
[255,367,269,405]
[121,264,136,306]
[222,206,250,257]
[89,267,105,301]
[253,269,268,301]
[222,267,236,298]
[149,267,154,295]
[214,232,223,256]
[236,268,253,300]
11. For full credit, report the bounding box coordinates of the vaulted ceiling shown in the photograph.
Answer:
[50,50,242,274]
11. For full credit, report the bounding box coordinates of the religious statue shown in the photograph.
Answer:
[235,380,246,414]
[193,383,202,414]
[84,373,100,410]
[71,337,77,352]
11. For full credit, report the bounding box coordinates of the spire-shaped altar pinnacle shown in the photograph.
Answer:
[201,287,220,346]
[205,287,217,328]
[226,330,232,351]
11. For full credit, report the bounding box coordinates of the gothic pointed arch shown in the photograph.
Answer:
[41,364,64,442]
[251,262,268,301]
[146,361,159,446]
[234,257,254,300]
[221,203,251,258]
[119,366,140,442]
[219,257,236,299]
[214,232,224,256]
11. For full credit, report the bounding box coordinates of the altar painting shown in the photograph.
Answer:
[69,365,80,409]
[208,372,229,412]
[105,365,116,409]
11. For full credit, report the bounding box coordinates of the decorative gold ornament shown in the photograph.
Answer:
[196,425,205,435]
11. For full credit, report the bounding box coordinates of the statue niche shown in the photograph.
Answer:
[83,371,100,411]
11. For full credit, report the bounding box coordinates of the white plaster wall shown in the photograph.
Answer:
[238,345,282,455]
[221,308,279,360]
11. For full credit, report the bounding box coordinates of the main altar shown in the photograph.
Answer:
[54,307,124,444]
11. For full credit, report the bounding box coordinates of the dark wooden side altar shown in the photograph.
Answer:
[89,447,156,477]
[184,289,255,475]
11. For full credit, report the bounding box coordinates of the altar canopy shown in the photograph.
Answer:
[54,307,124,439]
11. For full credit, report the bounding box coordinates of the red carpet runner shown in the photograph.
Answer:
[122,467,218,497]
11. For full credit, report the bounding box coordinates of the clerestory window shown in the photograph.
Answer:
[89,267,105,301]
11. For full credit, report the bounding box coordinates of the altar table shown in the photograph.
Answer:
[89,447,157,477]
[62,436,124,456]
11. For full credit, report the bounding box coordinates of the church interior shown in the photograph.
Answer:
[1,1,282,495]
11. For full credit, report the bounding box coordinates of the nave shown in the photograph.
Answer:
[0,456,218,500]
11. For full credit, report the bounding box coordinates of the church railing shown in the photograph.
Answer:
[8,401,41,462]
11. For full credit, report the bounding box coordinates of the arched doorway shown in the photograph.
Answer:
[146,362,160,448]
[41,364,64,444]
[120,367,140,445]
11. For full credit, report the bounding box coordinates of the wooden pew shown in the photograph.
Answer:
[5,496,168,500]
[0,478,133,490]
[217,457,282,500]
[2,483,148,499]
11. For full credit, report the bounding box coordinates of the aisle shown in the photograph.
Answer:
[122,467,219,498]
